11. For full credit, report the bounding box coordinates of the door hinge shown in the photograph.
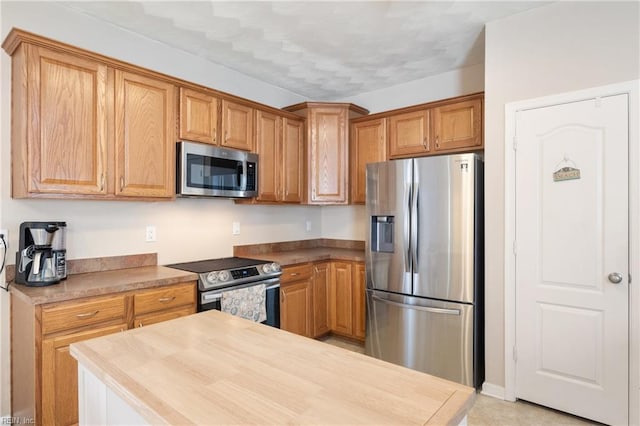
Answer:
[513,346,517,362]
[513,136,518,151]
[512,240,517,256]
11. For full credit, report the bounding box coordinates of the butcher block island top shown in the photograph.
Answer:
[70,310,475,425]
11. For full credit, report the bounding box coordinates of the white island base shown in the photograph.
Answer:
[72,310,475,425]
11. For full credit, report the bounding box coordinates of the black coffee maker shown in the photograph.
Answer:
[15,221,67,286]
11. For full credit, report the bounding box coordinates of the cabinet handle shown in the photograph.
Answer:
[281,292,286,303]
[423,137,428,149]
[213,128,217,143]
[435,135,439,148]
[99,173,104,191]
[138,323,143,328]
[289,272,299,277]
[76,311,99,319]
[225,131,229,142]
[158,296,176,303]
[119,176,124,191]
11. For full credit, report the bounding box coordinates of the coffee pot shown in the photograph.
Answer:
[15,222,67,286]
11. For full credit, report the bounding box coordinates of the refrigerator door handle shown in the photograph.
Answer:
[371,295,461,316]
[404,182,412,273]
[411,167,419,272]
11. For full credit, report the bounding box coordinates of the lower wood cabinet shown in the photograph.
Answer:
[41,323,126,425]
[280,264,313,337]
[280,261,365,342]
[312,262,330,337]
[11,281,196,426]
[329,261,354,336]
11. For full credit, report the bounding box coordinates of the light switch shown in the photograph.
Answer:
[232,222,240,235]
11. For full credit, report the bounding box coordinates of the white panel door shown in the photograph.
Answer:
[515,94,628,425]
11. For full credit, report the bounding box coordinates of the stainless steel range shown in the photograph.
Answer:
[166,257,282,328]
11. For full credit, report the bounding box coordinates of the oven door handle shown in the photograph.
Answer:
[201,279,280,302]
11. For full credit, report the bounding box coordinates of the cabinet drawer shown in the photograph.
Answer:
[134,282,196,316]
[281,264,312,284]
[41,295,127,335]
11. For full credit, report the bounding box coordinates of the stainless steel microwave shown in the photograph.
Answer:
[176,141,258,198]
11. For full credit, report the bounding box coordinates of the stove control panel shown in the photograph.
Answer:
[199,262,282,290]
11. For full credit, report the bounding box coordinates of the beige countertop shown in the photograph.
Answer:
[71,310,475,425]
[10,265,198,305]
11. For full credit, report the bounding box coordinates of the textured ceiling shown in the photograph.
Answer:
[61,1,549,100]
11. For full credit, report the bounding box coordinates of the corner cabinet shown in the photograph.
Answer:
[283,102,368,205]
[11,282,196,426]
[3,31,177,200]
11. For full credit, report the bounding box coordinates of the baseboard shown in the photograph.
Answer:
[481,382,505,400]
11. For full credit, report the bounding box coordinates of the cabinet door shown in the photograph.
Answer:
[179,87,218,145]
[308,106,348,204]
[312,262,330,337]
[41,323,125,426]
[281,117,304,203]
[222,100,254,151]
[329,261,353,336]
[353,262,366,340]
[388,110,429,158]
[255,110,280,202]
[280,280,312,337]
[115,70,176,198]
[350,118,387,204]
[432,98,483,152]
[25,46,110,195]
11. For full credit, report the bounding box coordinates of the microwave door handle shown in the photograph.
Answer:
[237,164,244,188]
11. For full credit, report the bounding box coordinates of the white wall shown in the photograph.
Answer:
[339,63,484,114]
[484,0,640,395]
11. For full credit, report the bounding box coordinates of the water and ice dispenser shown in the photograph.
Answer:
[371,216,394,253]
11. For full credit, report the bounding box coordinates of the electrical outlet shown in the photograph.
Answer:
[232,222,240,235]
[145,225,157,242]
[305,220,312,232]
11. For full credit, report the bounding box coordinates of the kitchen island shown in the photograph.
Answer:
[70,310,475,425]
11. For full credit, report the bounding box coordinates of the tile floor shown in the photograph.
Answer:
[320,335,599,426]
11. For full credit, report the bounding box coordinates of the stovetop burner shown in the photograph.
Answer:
[166,257,270,274]
[166,256,282,291]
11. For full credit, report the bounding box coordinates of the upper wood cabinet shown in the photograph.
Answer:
[221,99,254,151]
[280,117,305,203]
[350,118,387,204]
[4,32,177,200]
[115,70,176,198]
[179,87,219,145]
[432,98,483,152]
[283,102,368,205]
[255,110,280,202]
[254,112,304,203]
[388,109,430,158]
[12,45,111,197]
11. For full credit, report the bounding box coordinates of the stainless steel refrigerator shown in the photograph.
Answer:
[365,153,484,388]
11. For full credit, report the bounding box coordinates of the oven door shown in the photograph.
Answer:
[199,278,280,328]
